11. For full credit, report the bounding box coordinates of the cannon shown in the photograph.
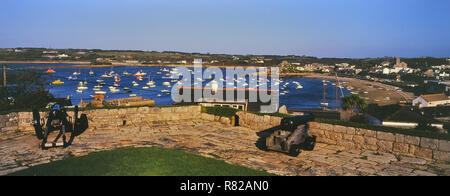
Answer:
[32,101,88,150]
[264,114,316,156]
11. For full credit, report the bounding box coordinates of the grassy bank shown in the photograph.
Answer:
[8,147,273,176]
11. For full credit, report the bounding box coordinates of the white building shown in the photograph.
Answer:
[412,93,450,108]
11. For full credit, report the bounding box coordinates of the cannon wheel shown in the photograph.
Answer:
[32,108,44,140]
[302,136,316,151]
[288,144,301,157]
[41,127,50,150]
[62,125,75,148]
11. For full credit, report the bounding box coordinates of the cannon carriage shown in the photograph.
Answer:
[32,100,88,150]
[264,114,316,156]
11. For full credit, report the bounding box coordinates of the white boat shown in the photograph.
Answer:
[77,82,88,90]
[95,91,107,95]
[93,88,101,91]
[96,79,104,83]
[110,87,120,93]
[162,82,170,86]
[89,70,94,76]
[296,85,303,89]
[142,86,149,89]
[113,82,120,87]
[101,73,111,78]
[161,89,170,93]
[76,89,83,93]
[124,72,131,76]
[129,94,137,97]
[133,70,147,77]
[157,94,162,97]
[133,83,139,87]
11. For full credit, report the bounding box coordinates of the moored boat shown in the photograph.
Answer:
[52,80,64,85]
[45,68,56,74]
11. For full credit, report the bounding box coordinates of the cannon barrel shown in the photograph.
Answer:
[280,114,315,131]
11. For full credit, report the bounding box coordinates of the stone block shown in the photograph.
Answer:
[160,107,172,113]
[270,116,281,126]
[353,135,365,146]
[420,138,439,150]
[263,115,271,124]
[309,122,320,130]
[393,142,409,154]
[377,140,394,152]
[438,140,450,152]
[346,127,356,135]
[310,128,324,137]
[201,113,215,121]
[364,137,378,146]
[150,107,161,113]
[413,147,433,160]
[220,117,231,125]
[404,135,420,145]
[395,134,405,143]
[377,131,396,141]
[333,125,347,133]
[435,151,450,162]
[190,106,202,113]
[343,134,354,141]
[137,107,150,113]
[356,128,376,137]
[320,123,333,131]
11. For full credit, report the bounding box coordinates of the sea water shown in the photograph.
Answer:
[7,64,351,109]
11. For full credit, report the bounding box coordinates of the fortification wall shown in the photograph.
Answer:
[232,111,450,162]
[2,107,449,162]
[1,106,202,134]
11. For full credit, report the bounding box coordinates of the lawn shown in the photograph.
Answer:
[8,147,273,176]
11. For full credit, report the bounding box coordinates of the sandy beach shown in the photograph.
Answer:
[302,73,415,106]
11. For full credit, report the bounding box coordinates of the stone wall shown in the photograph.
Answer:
[3,107,449,162]
[0,113,19,134]
[2,106,202,133]
[309,122,450,162]
[233,111,450,162]
[236,111,282,131]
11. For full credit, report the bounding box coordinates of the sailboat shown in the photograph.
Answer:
[77,82,88,90]
[73,69,81,76]
[133,70,147,77]
[146,77,155,86]
[89,69,94,76]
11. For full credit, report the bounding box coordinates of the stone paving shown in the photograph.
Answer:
[1,120,449,176]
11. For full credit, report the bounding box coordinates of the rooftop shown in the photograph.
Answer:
[421,93,449,102]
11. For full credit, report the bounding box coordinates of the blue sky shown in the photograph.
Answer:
[1,0,449,58]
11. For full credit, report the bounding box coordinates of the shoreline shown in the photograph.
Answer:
[4,61,415,105]
[301,74,415,106]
